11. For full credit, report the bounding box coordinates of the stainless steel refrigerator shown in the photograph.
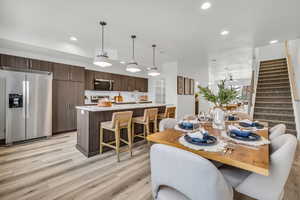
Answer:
[0,68,52,144]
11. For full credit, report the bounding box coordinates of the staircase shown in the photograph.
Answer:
[253,58,297,136]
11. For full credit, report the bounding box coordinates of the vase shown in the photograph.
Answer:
[212,107,225,130]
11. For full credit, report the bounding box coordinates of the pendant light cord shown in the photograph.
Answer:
[100,21,106,52]
[152,44,156,67]
[131,35,136,60]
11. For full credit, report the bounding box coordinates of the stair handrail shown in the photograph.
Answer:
[284,40,300,101]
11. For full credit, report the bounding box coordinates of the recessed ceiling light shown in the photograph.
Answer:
[120,61,126,64]
[70,36,77,41]
[220,30,229,36]
[201,2,211,10]
[269,40,278,44]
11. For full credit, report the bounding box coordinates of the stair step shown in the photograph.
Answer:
[259,69,288,75]
[255,101,292,104]
[254,118,295,125]
[254,107,294,114]
[286,129,298,135]
[254,112,294,118]
[257,86,290,90]
[260,63,287,68]
[258,77,289,82]
[259,66,287,72]
[256,91,291,97]
[258,81,289,86]
[260,58,286,65]
[256,96,292,100]
[255,107,293,111]
[259,73,289,79]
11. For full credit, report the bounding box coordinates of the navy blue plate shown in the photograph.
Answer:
[239,122,264,129]
[228,131,261,141]
[179,123,193,130]
[184,135,217,146]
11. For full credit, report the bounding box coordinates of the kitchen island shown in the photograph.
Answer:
[76,103,166,157]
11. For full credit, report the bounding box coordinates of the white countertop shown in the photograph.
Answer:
[76,103,166,112]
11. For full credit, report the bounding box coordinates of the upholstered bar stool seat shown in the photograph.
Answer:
[132,108,158,142]
[100,111,133,162]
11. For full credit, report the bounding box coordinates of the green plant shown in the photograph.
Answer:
[197,80,239,107]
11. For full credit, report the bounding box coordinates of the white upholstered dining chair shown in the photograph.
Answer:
[269,124,286,140]
[159,118,177,132]
[150,144,233,200]
[220,134,297,200]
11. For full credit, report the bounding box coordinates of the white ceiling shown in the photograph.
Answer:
[0,0,300,67]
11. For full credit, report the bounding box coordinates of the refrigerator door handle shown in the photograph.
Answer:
[26,80,30,119]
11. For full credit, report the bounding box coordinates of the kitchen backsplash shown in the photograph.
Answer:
[84,90,148,104]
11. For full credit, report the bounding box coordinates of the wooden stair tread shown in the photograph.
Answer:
[258,82,289,85]
[255,101,292,104]
[257,86,290,89]
[254,118,295,125]
[256,96,292,99]
[259,74,289,78]
[260,63,287,68]
[254,112,294,117]
[254,106,293,110]
[260,67,287,72]
[260,58,286,63]
[258,78,289,82]
[259,70,288,75]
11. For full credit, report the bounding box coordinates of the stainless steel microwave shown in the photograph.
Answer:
[94,79,114,91]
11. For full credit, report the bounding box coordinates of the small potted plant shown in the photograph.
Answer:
[197,80,238,129]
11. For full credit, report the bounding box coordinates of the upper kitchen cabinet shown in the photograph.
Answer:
[70,66,84,82]
[127,76,136,91]
[52,63,84,82]
[52,63,70,81]
[135,77,148,92]
[85,70,95,90]
[0,54,29,69]
[111,74,122,91]
[30,59,53,72]
[94,71,112,80]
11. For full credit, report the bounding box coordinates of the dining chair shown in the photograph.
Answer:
[220,134,297,200]
[159,118,177,132]
[150,144,233,200]
[132,108,158,142]
[100,111,133,162]
[269,124,286,140]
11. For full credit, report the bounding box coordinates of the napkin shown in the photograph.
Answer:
[228,125,251,137]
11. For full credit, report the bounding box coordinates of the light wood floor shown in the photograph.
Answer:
[0,132,298,200]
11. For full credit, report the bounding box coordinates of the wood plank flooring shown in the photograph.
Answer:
[0,132,299,200]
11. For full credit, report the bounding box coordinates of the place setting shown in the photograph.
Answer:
[175,118,227,152]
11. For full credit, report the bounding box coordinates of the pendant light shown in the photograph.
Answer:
[126,35,141,73]
[93,21,112,67]
[147,44,160,76]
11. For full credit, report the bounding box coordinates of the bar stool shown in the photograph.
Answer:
[100,111,133,162]
[158,106,176,119]
[132,108,158,142]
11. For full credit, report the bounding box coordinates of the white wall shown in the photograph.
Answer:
[256,43,285,61]
[177,62,209,119]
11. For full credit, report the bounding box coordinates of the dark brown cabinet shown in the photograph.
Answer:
[52,63,84,82]
[84,69,148,92]
[52,80,84,133]
[85,70,95,90]
[70,66,85,82]
[30,59,53,72]
[52,63,70,81]
[0,54,29,69]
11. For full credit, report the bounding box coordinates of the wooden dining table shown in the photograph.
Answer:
[147,122,270,176]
